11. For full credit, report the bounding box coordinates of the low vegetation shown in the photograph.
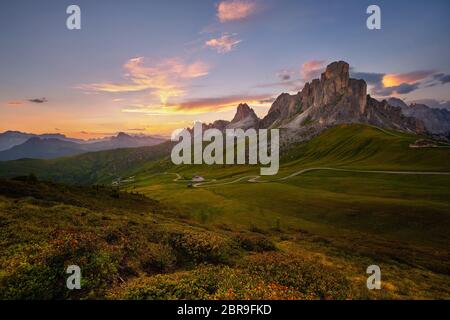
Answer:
[1,124,450,299]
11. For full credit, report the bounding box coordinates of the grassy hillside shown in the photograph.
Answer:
[124,124,450,189]
[121,125,450,299]
[1,124,450,299]
[0,178,354,300]
[282,124,450,171]
[0,141,173,184]
[1,124,449,185]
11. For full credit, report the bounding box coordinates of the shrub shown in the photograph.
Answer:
[109,265,304,300]
[241,252,351,300]
[234,234,277,252]
[166,229,235,264]
[140,243,176,274]
[0,231,118,299]
[110,268,219,300]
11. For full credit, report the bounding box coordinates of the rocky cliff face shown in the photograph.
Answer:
[260,61,424,136]
[203,61,434,143]
[261,61,368,129]
[365,97,425,133]
[227,103,260,130]
[387,98,450,134]
[198,103,259,131]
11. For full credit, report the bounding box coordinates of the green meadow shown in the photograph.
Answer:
[124,125,450,299]
[1,124,450,299]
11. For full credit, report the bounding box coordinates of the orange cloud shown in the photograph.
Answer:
[79,57,209,104]
[217,0,257,22]
[174,94,271,112]
[122,94,273,115]
[205,34,242,53]
[382,70,434,87]
[6,101,23,106]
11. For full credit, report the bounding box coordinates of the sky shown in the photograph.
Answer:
[1,0,450,138]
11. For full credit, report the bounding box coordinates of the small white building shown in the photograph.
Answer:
[192,175,205,182]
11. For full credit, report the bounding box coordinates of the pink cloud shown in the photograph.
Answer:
[217,0,257,22]
[122,93,273,115]
[300,60,327,81]
[79,57,209,104]
[205,34,242,53]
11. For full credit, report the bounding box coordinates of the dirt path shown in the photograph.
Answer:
[191,167,450,188]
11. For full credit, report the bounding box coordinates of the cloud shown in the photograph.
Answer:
[79,57,209,104]
[301,60,327,81]
[438,75,450,84]
[6,101,23,106]
[277,70,295,81]
[174,94,271,112]
[351,72,384,85]
[433,73,450,84]
[217,0,257,22]
[255,70,297,89]
[28,97,48,104]
[122,93,273,115]
[255,61,328,91]
[352,69,438,97]
[375,83,420,96]
[382,70,435,87]
[205,33,242,53]
[79,131,116,136]
[254,79,303,91]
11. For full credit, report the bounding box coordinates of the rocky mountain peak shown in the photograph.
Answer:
[259,60,427,137]
[321,60,350,90]
[387,97,409,110]
[262,60,367,129]
[198,61,439,142]
[225,103,260,130]
[116,132,132,139]
[387,98,450,134]
[231,103,258,123]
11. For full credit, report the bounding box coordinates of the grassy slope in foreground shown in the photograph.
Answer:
[126,124,450,299]
[1,124,450,299]
[0,178,354,300]
[0,178,448,299]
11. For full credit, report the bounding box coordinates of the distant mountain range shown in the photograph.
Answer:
[387,97,450,135]
[0,131,84,151]
[0,131,166,161]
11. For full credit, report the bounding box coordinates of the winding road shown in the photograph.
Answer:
[190,167,450,188]
[140,168,450,188]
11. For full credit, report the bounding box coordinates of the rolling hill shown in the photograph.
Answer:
[1,124,449,185]
[0,141,173,184]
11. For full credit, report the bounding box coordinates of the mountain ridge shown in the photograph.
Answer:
[203,61,434,145]
[387,97,450,135]
[259,61,427,137]
[0,132,166,161]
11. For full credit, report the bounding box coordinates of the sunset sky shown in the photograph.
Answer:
[1,0,450,138]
